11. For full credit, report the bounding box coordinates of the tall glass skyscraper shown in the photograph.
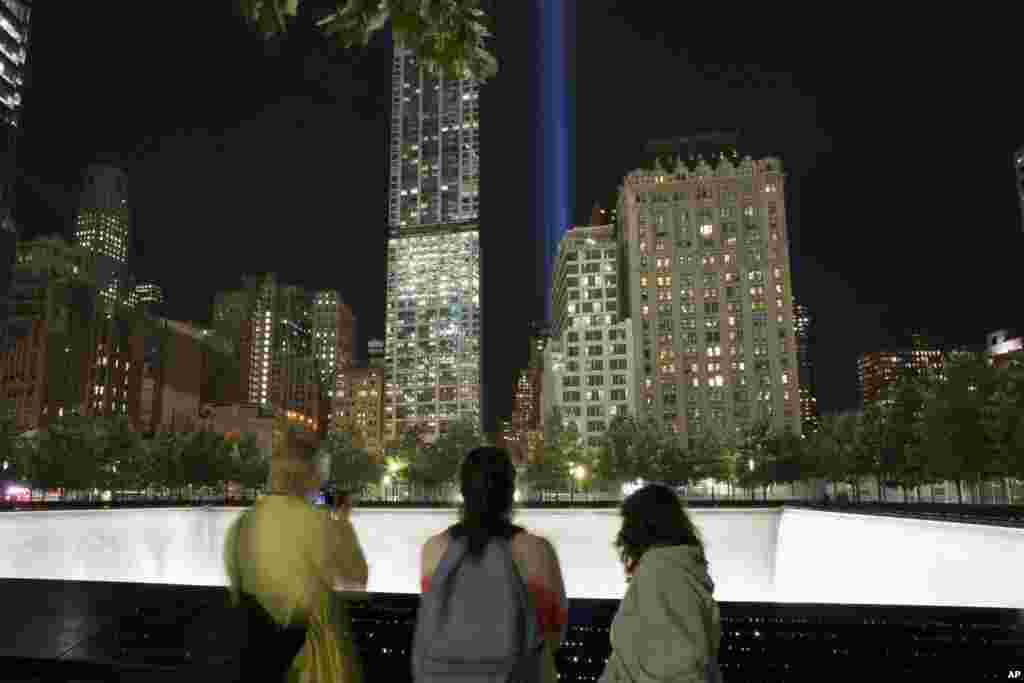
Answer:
[0,0,31,130]
[383,46,482,443]
[1,0,31,225]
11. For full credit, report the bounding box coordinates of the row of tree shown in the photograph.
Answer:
[807,352,1024,503]
[6,350,1021,504]
[513,352,1024,504]
[2,415,267,501]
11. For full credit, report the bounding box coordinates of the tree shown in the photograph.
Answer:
[590,415,636,492]
[34,415,105,500]
[180,429,233,496]
[233,432,269,496]
[690,428,732,497]
[736,419,773,499]
[810,412,857,499]
[981,358,1024,503]
[96,416,145,498]
[404,417,480,500]
[237,0,497,80]
[880,369,932,501]
[0,404,29,483]
[629,417,668,484]
[523,418,577,497]
[324,429,385,497]
[146,431,188,498]
[921,352,993,503]
[854,404,887,501]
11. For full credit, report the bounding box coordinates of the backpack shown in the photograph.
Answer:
[412,533,545,683]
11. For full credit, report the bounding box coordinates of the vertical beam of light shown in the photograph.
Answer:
[537,0,572,323]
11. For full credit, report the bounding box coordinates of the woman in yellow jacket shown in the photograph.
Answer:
[599,484,723,683]
[224,423,368,683]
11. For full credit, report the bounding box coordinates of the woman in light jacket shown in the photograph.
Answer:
[599,484,722,683]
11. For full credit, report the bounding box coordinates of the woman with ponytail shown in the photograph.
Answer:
[418,447,568,683]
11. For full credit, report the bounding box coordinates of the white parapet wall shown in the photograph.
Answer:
[773,507,1024,608]
[0,506,1021,607]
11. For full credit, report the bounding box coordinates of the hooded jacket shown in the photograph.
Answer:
[598,545,721,683]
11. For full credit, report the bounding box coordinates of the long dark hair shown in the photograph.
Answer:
[614,483,706,569]
[449,447,522,558]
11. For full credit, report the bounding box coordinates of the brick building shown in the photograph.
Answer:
[1,237,99,430]
[857,334,944,406]
[333,363,384,454]
[617,152,802,443]
[138,319,206,435]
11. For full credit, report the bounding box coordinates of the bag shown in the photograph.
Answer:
[412,534,545,683]
[288,592,361,683]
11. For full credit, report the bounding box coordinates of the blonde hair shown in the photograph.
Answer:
[268,420,320,496]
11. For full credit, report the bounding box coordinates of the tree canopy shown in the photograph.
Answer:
[237,0,497,80]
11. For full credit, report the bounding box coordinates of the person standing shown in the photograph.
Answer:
[414,447,568,683]
[599,484,722,683]
[224,422,368,682]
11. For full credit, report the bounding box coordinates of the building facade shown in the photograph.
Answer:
[312,290,355,389]
[506,322,549,462]
[383,44,483,443]
[130,282,163,313]
[74,165,131,309]
[857,336,944,406]
[617,154,802,444]
[214,274,340,436]
[332,363,384,454]
[793,301,818,432]
[384,223,481,442]
[388,46,480,228]
[0,0,31,225]
[138,318,205,435]
[0,0,30,130]
[367,338,385,368]
[0,237,97,430]
[542,223,637,448]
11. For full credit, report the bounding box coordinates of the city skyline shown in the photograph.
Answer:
[7,3,1024,431]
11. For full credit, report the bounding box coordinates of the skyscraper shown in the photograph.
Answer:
[1,0,31,210]
[388,47,480,227]
[74,164,130,309]
[1,0,33,351]
[0,0,30,132]
[383,46,482,443]
[618,153,802,444]
[542,222,637,449]
[312,290,355,386]
[793,301,818,433]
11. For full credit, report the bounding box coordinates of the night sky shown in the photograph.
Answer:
[12,4,1022,431]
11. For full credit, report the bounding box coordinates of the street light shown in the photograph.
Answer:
[573,464,587,503]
